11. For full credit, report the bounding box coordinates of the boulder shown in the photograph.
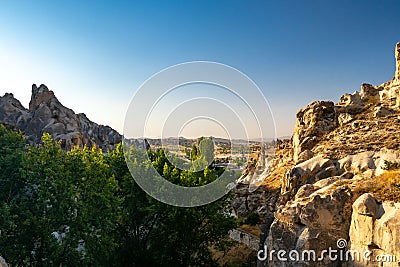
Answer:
[281,155,337,195]
[348,193,400,267]
[339,92,363,107]
[264,184,354,267]
[338,151,376,174]
[297,149,314,164]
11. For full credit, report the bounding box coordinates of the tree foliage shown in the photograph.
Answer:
[0,126,236,266]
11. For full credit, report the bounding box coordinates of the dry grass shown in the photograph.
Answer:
[258,160,294,189]
[211,242,257,267]
[311,109,400,160]
[239,224,260,237]
[353,170,400,202]
[367,96,379,106]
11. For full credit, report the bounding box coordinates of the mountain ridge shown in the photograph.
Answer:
[0,84,122,151]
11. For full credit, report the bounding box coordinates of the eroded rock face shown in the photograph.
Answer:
[0,93,30,128]
[373,106,393,117]
[281,155,337,196]
[292,101,337,163]
[280,149,400,201]
[338,149,400,177]
[360,83,380,102]
[232,184,279,218]
[348,193,400,267]
[258,42,400,267]
[296,149,314,164]
[263,148,400,266]
[0,84,121,151]
[264,182,354,267]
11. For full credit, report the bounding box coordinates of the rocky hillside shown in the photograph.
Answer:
[0,84,121,151]
[255,42,400,266]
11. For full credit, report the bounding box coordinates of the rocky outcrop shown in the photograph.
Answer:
[232,184,279,218]
[0,84,121,151]
[264,180,354,266]
[260,147,400,266]
[281,155,337,196]
[281,148,400,198]
[0,93,30,129]
[257,43,400,266]
[349,193,400,267]
[291,43,400,164]
[338,149,400,177]
[292,101,337,163]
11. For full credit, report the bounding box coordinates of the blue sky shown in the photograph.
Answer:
[0,0,399,137]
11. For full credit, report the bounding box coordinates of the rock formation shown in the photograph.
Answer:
[257,43,400,266]
[291,43,400,163]
[281,155,338,196]
[267,181,354,266]
[0,84,121,151]
[292,101,337,163]
[349,193,400,266]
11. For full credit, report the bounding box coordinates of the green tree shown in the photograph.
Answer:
[0,129,236,266]
[65,145,121,266]
[199,137,215,164]
[190,144,199,160]
[0,125,25,203]
[109,144,161,266]
[11,133,70,266]
[112,144,237,266]
[1,133,120,266]
[0,125,25,263]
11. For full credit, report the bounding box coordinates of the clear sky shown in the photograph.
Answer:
[1,0,399,138]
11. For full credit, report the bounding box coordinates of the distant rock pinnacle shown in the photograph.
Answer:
[0,84,121,151]
[29,84,55,111]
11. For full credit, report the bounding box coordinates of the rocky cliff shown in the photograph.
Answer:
[349,193,400,267]
[257,43,400,266]
[0,84,121,151]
